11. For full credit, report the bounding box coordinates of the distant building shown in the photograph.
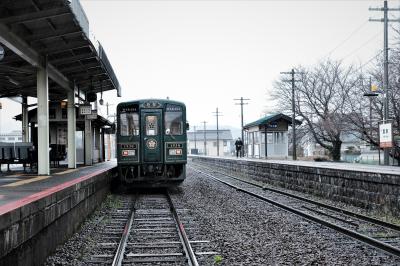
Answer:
[187,129,233,156]
[301,131,386,164]
[243,113,301,159]
[0,130,22,143]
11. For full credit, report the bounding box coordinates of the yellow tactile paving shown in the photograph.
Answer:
[54,166,89,175]
[1,166,90,187]
[54,169,79,175]
[2,175,51,187]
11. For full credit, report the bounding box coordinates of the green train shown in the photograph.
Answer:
[116,99,188,186]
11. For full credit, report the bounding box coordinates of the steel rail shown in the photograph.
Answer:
[166,190,199,266]
[191,167,400,259]
[111,202,136,266]
[191,163,400,232]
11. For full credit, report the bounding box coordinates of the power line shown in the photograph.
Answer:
[341,30,382,60]
[354,50,383,73]
[323,20,370,58]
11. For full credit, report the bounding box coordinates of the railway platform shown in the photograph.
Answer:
[0,162,117,266]
[191,155,400,217]
[232,155,400,175]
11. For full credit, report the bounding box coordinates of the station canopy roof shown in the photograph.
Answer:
[244,113,302,129]
[0,0,121,100]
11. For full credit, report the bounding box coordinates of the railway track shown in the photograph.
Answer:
[189,163,400,259]
[86,191,216,265]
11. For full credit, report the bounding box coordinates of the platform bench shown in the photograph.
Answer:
[0,142,36,172]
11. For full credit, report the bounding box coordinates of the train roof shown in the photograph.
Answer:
[117,99,186,108]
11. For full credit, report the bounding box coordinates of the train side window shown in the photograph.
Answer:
[165,111,183,135]
[120,112,139,136]
[146,115,158,136]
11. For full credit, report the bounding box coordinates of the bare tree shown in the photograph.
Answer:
[272,60,358,161]
[345,52,400,163]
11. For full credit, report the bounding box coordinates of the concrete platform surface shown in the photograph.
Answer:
[0,161,116,215]
[192,155,400,176]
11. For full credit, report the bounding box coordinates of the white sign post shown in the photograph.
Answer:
[79,104,92,115]
[379,122,393,148]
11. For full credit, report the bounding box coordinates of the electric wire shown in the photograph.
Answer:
[354,50,383,73]
[341,30,382,61]
[322,20,370,59]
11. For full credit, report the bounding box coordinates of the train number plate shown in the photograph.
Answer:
[167,143,183,148]
[121,144,137,149]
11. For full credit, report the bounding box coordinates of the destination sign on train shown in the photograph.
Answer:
[120,105,139,112]
[166,105,182,112]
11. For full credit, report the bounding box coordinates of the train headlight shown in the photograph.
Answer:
[169,149,182,156]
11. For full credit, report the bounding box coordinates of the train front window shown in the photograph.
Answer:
[146,115,158,136]
[165,111,183,135]
[120,112,139,136]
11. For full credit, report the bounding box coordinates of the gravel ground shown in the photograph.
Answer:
[45,195,128,266]
[168,162,400,265]
[192,160,400,226]
[45,161,400,265]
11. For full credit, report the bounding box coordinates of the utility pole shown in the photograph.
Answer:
[201,121,207,155]
[369,1,400,165]
[281,69,302,160]
[193,125,197,150]
[234,97,250,157]
[212,108,223,156]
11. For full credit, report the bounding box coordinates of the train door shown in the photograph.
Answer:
[141,110,162,162]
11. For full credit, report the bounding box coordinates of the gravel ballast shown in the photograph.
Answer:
[45,162,400,265]
[169,163,400,265]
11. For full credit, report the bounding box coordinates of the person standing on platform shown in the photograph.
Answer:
[235,137,243,158]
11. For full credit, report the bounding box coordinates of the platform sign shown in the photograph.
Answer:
[379,122,393,148]
[86,110,98,120]
[79,104,92,115]
[267,122,278,128]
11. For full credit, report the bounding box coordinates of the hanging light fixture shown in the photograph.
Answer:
[99,80,104,105]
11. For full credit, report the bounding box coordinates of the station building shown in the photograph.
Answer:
[187,129,234,156]
[243,113,301,159]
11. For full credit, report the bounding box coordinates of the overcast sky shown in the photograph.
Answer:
[1,0,398,135]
